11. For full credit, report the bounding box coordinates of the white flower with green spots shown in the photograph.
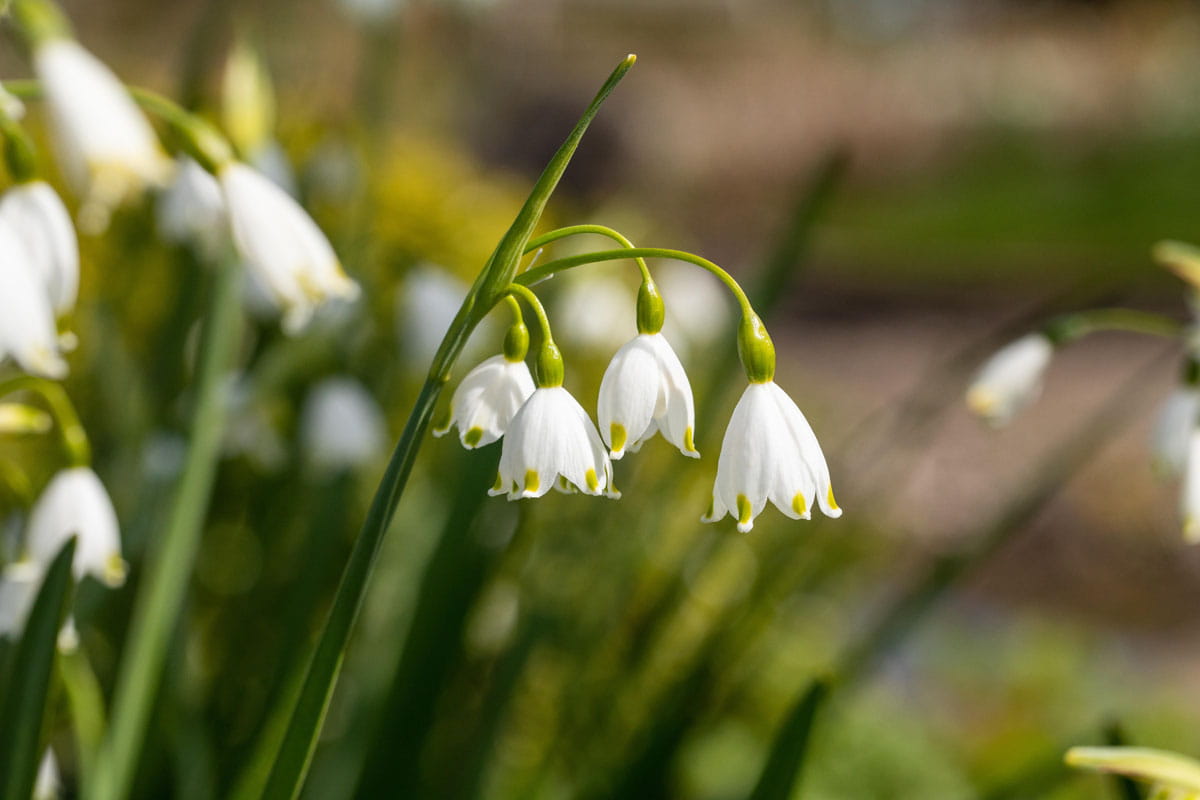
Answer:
[219,162,359,333]
[489,386,617,499]
[597,333,698,459]
[966,332,1054,426]
[435,355,534,449]
[0,180,78,316]
[27,467,126,587]
[702,381,840,532]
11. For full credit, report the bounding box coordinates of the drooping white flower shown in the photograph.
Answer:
[1152,387,1199,477]
[435,355,535,449]
[27,467,126,587]
[0,219,68,378]
[219,162,359,333]
[966,333,1054,426]
[0,561,43,638]
[702,381,840,533]
[33,38,171,232]
[598,333,698,459]
[489,386,618,499]
[1182,430,1200,543]
[33,748,61,800]
[0,180,79,315]
[156,155,226,250]
[301,377,387,472]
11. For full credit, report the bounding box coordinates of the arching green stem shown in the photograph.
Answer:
[1042,308,1185,345]
[515,246,755,320]
[0,375,90,466]
[507,284,562,387]
[526,224,654,284]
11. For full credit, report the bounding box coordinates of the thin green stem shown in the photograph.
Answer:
[1044,308,1184,344]
[515,246,755,319]
[87,254,244,800]
[506,284,554,346]
[0,375,90,466]
[503,294,524,326]
[526,224,653,283]
[58,644,107,787]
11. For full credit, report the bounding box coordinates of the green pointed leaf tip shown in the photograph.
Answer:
[473,54,637,312]
[0,536,76,800]
[1066,747,1200,792]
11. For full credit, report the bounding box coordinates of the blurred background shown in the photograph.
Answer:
[6,0,1200,797]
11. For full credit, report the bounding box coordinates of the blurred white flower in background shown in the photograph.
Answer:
[27,466,125,587]
[33,38,171,232]
[1,180,79,316]
[220,162,360,333]
[0,219,69,378]
[966,332,1054,426]
[658,263,732,359]
[157,155,227,252]
[703,381,840,532]
[396,266,495,367]
[1152,386,1199,477]
[33,748,61,800]
[553,271,634,354]
[301,377,387,473]
[0,561,43,638]
[1182,430,1200,543]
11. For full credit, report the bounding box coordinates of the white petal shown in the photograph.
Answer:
[0,220,68,378]
[1153,388,1198,478]
[495,387,612,499]
[1183,430,1200,543]
[646,333,698,457]
[0,182,79,314]
[766,382,840,518]
[34,748,61,800]
[438,356,534,449]
[598,336,660,458]
[0,561,44,638]
[156,156,227,248]
[27,467,126,587]
[966,333,1054,426]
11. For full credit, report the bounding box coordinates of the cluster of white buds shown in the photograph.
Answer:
[436,242,841,533]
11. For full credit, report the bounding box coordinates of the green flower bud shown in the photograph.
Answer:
[636,278,664,335]
[737,313,775,384]
[535,340,565,388]
[504,320,530,362]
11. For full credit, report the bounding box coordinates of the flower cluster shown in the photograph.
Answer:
[435,243,841,532]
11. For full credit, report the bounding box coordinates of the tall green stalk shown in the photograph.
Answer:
[88,254,244,800]
[256,55,636,800]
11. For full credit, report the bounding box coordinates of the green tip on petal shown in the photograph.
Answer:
[736,494,753,530]
[826,486,840,513]
[610,423,627,455]
[492,472,504,493]
[792,492,808,517]
[104,554,129,588]
[463,427,484,447]
[683,426,698,457]
[585,468,600,493]
[523,469,540,494]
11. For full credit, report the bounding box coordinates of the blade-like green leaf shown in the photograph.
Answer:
[0,537,76,800]
[746,678,830,800]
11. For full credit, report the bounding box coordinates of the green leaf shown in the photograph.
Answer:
[0,537,76,800]
[747,678,829,800]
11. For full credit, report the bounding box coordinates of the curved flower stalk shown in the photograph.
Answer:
[966,332,1054,426]
[219,161,359,332]
[0,180,79,316]
[26,466,126,587]
[0,218,68,378]
[301,377,387,473]
[25,26,171,232]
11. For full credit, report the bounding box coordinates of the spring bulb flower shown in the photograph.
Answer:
[598,333,698,459]
[301,377,387,472]
[157,155,227,250]
[219,162,360,333]
[1152,387,1198,477]
[27,467,126,587]
[702,381,840,533]
[1182,430,1200,543]
[490,386,618,499]
[0,219,68,378]
[33,38,171,232]
[435,354,535,449]
[0,180,79,315]
[966,333,1054,426]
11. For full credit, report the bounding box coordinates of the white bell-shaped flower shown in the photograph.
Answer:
[0,180,79,315]
[702,381,840,533]
[27,467,126,587]
[0,219,68,378]
[1153,387,1199,477]
[1182,430,1200,543]
[966,333,1054,426]
[157,155,227,251]
[219,162,360,333]
[598,333,698,459]
[0,561,43,638]
[489,386,618,499]
[301,377,387,472]
[33,38,171,232]
[435,355,534,449]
